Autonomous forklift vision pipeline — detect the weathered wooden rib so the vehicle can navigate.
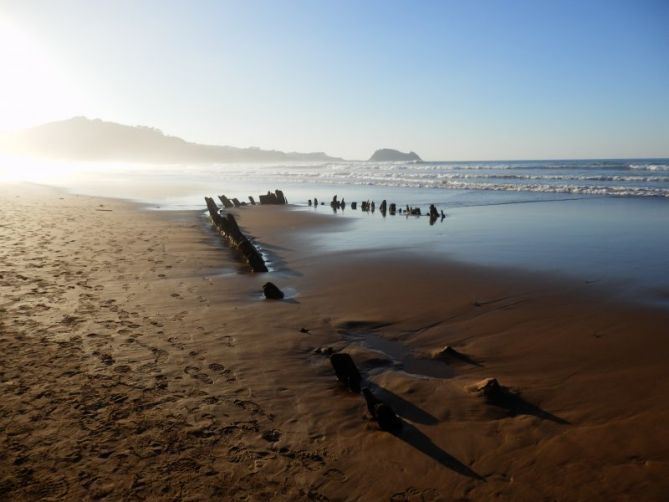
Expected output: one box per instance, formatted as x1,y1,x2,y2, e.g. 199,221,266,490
259,189,288,205
218,195,235,209
276,189,287,204
204,197,268,272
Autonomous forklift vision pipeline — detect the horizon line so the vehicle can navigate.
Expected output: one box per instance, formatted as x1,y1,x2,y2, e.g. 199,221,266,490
4,115,669,164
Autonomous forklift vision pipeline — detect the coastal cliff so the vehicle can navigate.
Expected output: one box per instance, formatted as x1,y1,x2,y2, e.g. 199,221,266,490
1,117,342,164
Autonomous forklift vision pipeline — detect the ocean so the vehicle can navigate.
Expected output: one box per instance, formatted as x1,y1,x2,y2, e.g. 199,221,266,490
3,156,669,306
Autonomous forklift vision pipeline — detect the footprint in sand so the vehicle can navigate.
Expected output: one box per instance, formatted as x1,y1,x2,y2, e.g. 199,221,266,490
390,487,440,502
219,335,236,347
151,347,169,363
184,366,213,384
167,458,202,473
261,429,282,443
167,337,185,350
22,477,69,499
172,311,188,321
232,399,268,417
155,374,168,389
98,353,114,365
279,449,326,471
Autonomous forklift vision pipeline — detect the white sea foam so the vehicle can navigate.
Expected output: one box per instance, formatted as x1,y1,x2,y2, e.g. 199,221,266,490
629,164,669,171
194,159,669,199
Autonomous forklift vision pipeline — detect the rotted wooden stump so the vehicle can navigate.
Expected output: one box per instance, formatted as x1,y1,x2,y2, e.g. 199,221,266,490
330,353,362,393
263,282,284,300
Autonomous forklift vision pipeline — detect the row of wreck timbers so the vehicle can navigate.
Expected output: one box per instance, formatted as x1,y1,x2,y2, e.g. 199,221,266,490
203,190,289,273
205,189,448,273
204,189,481,433
217,189,287,209
313,195,446,224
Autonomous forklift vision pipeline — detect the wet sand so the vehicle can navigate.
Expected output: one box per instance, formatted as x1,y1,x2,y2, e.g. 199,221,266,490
1,183,668,501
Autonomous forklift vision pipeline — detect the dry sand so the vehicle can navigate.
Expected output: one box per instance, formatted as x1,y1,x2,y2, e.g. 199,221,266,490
1,183,668,501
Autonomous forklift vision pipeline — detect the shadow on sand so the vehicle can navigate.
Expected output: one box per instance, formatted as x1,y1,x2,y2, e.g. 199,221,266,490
371,385,439,426
392,421,484,480
448,351,483,367
487,391,569,424
366,383,482,479
437,348,483,367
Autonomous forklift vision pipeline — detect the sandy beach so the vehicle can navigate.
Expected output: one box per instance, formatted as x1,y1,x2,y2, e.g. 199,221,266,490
1,182,668,501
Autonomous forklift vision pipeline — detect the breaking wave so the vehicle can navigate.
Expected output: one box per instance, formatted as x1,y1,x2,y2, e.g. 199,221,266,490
629,164,669,171
214,158,669,199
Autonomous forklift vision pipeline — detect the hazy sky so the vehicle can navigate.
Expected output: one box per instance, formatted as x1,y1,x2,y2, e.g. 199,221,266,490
1,0,668,160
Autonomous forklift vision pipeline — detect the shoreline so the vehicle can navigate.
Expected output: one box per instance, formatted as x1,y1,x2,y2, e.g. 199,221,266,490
1,182,668,500
232,202,668,312
24,175,669,308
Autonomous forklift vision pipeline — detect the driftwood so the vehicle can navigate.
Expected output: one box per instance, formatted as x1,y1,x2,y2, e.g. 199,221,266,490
204,197,268,272
248,196,256,205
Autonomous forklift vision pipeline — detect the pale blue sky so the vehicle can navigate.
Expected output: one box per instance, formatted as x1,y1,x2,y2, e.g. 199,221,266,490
1,0,667,160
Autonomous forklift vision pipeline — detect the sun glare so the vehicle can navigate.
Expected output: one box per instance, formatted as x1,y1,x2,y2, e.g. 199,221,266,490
0,16,81,131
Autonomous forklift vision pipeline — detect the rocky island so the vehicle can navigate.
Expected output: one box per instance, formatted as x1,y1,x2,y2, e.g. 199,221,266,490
368,148,422,162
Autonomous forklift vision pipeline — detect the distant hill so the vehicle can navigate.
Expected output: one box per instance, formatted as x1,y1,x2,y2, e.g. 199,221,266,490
0,117,342,163
368,148,421,162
